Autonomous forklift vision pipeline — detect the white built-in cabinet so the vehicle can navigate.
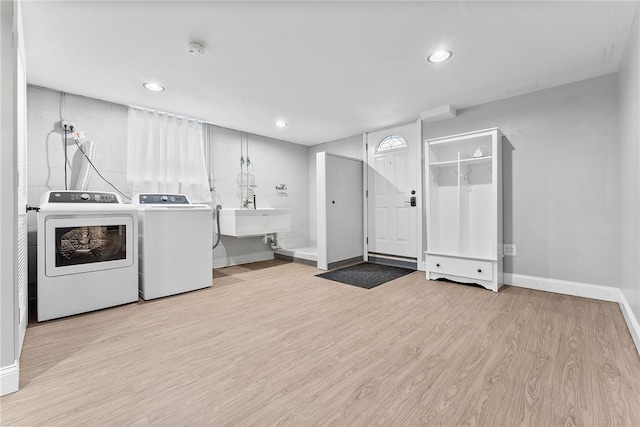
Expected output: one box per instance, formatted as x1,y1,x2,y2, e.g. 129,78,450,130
425,127,503,291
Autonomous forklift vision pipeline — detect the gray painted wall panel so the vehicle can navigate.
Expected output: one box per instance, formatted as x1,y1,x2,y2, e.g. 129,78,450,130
308,135,363,243
325,154,363,264
423,74,621,288
619,7,640,320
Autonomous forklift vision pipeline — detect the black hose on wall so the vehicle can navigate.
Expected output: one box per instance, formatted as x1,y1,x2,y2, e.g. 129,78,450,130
212,204,222,249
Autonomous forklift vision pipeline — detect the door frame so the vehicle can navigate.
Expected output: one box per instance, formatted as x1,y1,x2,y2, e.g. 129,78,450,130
363,119,424,271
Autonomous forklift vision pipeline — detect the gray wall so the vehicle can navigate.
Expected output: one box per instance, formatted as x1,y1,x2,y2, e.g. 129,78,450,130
309,75,623,291
318,153,363,268
619,7,640,321
422,73,621,288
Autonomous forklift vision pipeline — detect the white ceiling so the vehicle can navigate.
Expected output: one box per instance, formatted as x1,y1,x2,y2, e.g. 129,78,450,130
21,1,637,146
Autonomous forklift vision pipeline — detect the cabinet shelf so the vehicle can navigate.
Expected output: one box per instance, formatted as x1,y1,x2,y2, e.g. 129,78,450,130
428,160,458,167
429,156,492,168
424,128,503,292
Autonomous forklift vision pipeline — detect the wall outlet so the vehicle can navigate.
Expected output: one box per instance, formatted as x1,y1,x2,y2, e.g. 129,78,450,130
56,120,76,132
504,244,516,256
61,120,75,131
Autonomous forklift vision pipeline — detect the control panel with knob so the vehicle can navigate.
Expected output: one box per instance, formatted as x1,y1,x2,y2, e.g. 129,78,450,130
48,191,119,203
137,194,190,204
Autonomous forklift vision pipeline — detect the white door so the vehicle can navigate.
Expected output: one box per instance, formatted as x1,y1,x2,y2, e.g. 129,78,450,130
366,121,420,260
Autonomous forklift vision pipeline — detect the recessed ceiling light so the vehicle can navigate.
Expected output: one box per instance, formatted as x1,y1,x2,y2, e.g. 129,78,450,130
427,50,453,63
274,121,287,127
143,82,165,92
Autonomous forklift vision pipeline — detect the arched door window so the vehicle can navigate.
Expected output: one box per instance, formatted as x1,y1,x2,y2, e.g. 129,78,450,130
376,134,408,153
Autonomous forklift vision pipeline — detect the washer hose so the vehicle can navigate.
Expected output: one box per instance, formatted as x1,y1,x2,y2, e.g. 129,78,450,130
212,204,222,249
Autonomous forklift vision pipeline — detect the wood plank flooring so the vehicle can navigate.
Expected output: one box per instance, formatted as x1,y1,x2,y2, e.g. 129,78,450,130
2,259,639,426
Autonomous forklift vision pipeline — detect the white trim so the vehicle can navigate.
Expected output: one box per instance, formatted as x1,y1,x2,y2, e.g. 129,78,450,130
619,290,640,356
505,273,621,302
364,121,422,268
362,133,368,263
0,361,19,396
316,152,328,270
415,119,424,271
212,252,274,269
505,273,640,356
425,127,499,145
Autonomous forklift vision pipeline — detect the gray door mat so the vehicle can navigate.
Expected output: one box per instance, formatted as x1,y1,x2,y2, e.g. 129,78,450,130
316,262,414,289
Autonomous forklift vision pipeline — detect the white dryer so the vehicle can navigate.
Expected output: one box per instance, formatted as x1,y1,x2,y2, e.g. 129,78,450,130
133,194,212,300
37,191,139,321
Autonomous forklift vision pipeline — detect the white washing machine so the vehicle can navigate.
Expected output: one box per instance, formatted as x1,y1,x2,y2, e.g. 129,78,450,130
133,194,212,300
37,191,139,321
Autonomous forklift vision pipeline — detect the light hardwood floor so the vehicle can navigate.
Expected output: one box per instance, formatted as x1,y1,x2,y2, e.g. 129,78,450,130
2,259,639,426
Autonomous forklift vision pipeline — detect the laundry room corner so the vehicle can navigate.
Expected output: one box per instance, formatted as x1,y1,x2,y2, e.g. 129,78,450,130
25,85,314,314
206,124,310,268
26,86,129,316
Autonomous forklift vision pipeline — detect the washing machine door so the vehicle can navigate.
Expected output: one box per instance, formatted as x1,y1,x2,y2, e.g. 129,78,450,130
44,215,134,277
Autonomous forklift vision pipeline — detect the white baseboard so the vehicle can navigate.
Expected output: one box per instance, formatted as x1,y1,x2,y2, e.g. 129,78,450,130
0,361,19,396
504,273,621,302
213,252,274,269
618,290,640,357
505,273,640,356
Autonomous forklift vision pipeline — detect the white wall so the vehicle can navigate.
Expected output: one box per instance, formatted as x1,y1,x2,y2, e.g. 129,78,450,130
619,6,640,324
422,73,621,288
26,86,129,304
27,87,130,197
26,87,311,275
308,134,362,244
208,125,309,267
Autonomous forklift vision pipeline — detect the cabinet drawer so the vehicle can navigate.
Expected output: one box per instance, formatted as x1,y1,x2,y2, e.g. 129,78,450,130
427,255,493,281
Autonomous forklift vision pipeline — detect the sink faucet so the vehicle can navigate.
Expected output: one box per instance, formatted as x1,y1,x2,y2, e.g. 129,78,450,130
242,194,257,209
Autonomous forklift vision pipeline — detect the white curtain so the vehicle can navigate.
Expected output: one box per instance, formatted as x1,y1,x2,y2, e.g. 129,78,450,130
127,108,212,203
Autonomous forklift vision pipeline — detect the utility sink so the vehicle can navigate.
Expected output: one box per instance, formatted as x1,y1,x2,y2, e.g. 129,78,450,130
218,208,292,237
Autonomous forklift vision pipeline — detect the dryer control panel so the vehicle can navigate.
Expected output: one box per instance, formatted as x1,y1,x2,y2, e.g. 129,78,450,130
136,194,190,205
47,191,120,203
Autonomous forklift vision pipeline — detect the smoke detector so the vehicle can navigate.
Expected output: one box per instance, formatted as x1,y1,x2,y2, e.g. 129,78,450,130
187,41,205,55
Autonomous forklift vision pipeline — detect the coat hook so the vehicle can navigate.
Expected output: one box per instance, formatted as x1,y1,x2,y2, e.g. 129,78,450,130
455,168,472,180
